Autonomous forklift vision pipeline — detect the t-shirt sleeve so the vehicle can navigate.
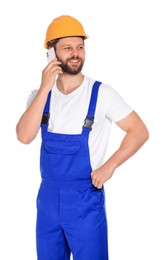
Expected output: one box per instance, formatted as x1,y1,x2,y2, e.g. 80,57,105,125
26,89,38,108
101,84,133,122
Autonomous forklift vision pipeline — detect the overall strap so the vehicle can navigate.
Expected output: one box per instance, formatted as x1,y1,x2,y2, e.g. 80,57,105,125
82,81,102,134
41,91,51,126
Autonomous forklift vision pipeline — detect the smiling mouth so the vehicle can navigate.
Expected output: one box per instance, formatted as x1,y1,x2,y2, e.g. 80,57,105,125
69,59,80,63
68,59,81,67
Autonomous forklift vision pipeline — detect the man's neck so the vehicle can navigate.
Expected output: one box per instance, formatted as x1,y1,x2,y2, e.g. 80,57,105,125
56,73,84,94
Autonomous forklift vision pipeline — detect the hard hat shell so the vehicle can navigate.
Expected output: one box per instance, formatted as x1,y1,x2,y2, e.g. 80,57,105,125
44,15,88,49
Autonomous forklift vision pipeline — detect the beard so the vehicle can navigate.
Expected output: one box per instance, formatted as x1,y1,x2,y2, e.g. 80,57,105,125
57,55,84,75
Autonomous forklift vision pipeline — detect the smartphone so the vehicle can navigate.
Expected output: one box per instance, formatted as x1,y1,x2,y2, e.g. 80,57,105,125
47,47,56,63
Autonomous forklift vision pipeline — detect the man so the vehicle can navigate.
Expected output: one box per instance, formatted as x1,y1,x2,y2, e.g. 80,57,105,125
16,15,149,260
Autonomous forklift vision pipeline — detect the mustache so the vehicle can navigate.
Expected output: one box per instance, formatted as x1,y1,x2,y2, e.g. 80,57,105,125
67,56,81,61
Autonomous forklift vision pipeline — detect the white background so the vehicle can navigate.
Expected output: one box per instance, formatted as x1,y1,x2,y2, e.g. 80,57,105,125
0,0,168,259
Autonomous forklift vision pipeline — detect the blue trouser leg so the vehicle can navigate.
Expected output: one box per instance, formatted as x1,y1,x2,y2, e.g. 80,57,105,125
65,228,108,260
36,228,71,260
36,184,71,260
60,186,109,260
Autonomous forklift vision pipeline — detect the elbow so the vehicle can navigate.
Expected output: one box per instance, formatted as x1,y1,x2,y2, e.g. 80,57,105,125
17,134,32,144
141,126,149,145
144,127,149,142
16,125,33,145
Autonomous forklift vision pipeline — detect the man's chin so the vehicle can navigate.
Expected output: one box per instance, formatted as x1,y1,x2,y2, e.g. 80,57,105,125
63,67,83,75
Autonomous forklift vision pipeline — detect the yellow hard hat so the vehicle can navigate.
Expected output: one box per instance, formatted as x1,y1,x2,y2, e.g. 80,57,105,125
44,15,88,49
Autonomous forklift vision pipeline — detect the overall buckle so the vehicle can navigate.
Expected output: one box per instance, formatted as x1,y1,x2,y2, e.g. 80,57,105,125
83,115,94,130
41,112,50,125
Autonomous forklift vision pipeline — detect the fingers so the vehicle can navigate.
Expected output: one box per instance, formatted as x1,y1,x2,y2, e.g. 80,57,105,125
48,58,62,67
41,59,63,90
91,173,103,189
47,58,62,74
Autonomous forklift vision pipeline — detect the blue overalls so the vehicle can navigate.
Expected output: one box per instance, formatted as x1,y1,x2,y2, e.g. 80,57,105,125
36,81,108,260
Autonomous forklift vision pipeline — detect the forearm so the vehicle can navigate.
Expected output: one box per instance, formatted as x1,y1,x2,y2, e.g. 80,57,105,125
16,87,49,144
91,117,149,189
16,57,63,144
103,126,149,173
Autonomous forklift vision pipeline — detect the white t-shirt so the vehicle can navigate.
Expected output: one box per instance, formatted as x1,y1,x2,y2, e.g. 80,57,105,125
27,76,133,170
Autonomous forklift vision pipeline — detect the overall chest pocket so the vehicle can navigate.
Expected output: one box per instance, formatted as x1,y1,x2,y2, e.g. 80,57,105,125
44,140,81,155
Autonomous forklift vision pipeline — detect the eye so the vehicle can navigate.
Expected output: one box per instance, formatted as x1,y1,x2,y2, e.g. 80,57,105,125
79,46,85,50
64,47,71,50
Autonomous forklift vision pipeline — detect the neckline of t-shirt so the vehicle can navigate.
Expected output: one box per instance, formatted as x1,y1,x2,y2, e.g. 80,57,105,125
53,75,88,98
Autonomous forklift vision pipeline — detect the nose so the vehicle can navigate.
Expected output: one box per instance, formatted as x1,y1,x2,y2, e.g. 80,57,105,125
71,47,79,57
